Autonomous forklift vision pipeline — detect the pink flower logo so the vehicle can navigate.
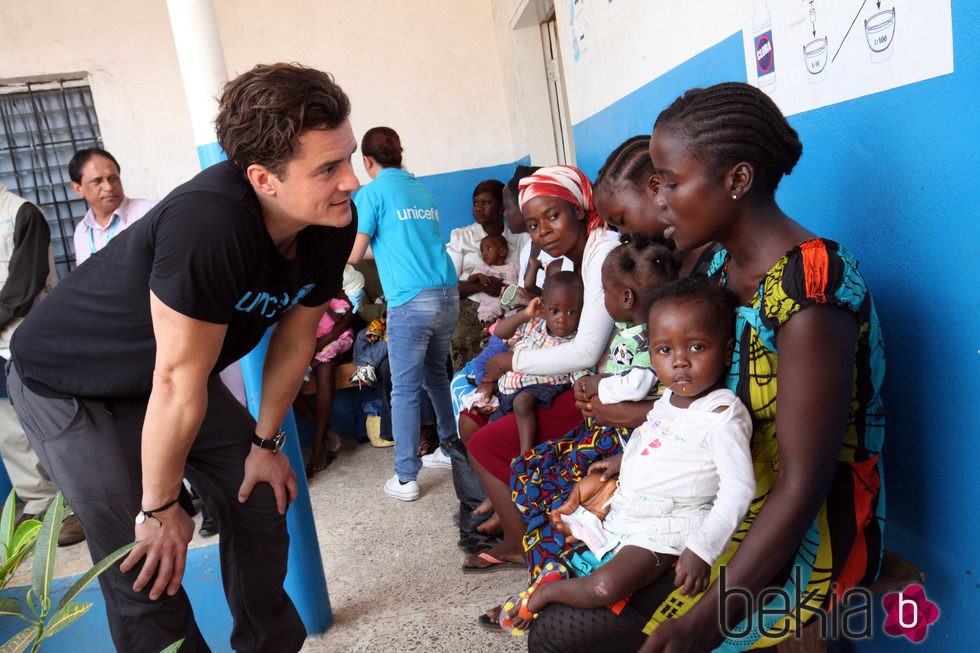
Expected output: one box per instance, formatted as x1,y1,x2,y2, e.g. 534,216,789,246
882,584,939,643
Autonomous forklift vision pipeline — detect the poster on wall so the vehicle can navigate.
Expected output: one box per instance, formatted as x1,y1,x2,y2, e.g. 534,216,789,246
742,0,953,116
570,0,597,64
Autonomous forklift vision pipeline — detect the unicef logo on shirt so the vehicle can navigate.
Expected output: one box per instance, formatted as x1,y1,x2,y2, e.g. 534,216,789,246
235,284,314,318
396,205,439,222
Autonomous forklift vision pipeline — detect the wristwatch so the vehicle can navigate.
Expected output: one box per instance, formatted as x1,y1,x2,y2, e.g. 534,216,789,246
251,428,286,454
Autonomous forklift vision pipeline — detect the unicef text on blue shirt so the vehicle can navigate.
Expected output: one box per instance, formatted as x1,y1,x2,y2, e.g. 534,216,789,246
396,206,439,221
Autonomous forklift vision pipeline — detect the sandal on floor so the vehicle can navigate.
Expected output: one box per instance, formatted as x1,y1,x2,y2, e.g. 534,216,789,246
457,531,502,556
461,551,524,573
499,562,569,635
477,605,504,633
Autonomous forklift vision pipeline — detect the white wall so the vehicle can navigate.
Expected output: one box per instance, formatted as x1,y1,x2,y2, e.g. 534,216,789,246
551,1,740,123
213,0,515,180
490,0,564,167
0,0,521,197
0,1,198,201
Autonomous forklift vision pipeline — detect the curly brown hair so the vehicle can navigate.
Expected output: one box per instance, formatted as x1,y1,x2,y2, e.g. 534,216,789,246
215,63,351,175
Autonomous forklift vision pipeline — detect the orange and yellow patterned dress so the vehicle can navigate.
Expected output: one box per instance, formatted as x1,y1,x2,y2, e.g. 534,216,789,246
643,238,886,650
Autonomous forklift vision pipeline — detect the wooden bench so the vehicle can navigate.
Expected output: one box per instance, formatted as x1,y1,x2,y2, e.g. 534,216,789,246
776,550,924,652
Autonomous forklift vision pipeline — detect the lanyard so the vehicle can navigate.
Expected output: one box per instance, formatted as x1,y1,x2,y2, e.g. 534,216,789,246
89,214,121,254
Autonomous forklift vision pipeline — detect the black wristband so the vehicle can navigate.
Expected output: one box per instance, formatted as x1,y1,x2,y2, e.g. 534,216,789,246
144,497,180,515
135,497,180,525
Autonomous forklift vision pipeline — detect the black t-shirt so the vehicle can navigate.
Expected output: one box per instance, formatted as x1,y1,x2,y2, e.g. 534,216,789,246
12,161,356,399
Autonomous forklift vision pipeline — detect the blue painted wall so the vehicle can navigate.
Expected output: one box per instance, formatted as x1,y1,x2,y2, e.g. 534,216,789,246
419,158,530,242
571,4,979,650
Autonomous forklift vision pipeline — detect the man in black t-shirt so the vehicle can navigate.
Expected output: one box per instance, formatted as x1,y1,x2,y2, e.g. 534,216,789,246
8,64,359,653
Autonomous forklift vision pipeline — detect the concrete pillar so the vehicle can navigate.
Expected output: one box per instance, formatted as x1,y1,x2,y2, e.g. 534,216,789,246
166,0,332,635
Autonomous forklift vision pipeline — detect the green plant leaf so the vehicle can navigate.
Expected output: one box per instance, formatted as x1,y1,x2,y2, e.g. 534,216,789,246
159,638,185,653
0,519,40,590
30,495,63,603
1,489,16,558
0,596,24,618
37,601,91,641
54,540,136,613
0,551,29,590
0,624,35,653
9,521,41,556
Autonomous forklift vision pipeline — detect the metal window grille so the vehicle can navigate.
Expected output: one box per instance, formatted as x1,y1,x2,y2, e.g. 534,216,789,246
0,76,102,276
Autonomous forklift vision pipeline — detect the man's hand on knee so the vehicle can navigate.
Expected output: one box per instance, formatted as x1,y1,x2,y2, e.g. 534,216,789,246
238,446,298,515
121,502,195,600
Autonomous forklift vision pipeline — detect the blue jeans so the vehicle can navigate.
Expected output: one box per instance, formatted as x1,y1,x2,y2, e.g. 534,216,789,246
386,287,460,481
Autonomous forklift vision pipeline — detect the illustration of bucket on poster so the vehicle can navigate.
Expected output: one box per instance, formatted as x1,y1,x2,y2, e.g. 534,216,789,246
741,0,953,116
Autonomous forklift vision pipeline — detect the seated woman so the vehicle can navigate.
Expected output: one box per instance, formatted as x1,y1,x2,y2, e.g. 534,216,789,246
462,165,620,572
448,179,528,371
527,82,885,653
448,165,549,554
466,140,676,591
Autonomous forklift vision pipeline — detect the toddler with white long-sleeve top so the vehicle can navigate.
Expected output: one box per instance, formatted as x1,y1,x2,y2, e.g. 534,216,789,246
501,276,755,634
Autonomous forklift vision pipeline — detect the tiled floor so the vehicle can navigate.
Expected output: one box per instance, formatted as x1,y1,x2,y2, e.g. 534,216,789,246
13,437,529,653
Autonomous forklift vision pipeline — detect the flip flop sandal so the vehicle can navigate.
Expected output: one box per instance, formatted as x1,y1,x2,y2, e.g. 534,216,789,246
461,551,524,573
477,606,504,633
457,531,503,556
499,562,570,635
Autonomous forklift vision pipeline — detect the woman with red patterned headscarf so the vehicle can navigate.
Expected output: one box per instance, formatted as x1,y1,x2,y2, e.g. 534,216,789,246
462,165,620,574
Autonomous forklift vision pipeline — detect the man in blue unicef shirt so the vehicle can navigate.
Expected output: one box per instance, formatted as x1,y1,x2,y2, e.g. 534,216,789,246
7,63,358,653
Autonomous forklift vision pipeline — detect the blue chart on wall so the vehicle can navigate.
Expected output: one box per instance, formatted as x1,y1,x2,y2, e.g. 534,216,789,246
740,0,953,116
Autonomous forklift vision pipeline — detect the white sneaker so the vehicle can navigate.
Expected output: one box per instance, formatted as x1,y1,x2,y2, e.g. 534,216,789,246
349,364,377,386
421,446,452,470
384,474,420,501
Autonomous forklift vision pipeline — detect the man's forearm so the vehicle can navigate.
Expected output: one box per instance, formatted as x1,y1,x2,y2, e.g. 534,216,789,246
140,376,208,508
257,328,315,437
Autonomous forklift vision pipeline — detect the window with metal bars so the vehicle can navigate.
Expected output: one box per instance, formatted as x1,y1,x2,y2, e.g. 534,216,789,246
0,76,102,277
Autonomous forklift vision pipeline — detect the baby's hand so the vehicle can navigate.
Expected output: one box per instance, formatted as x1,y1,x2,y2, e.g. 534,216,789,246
575,374,606,400
474,382,497,414
548,488,582,540
523,297,542,319
588,454,622,481
673,548,711,596
477,381,496,400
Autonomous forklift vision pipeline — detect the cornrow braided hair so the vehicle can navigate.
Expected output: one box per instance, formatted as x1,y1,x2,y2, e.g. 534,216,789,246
594,135,654,193
654,82,802,193
608,232,680,315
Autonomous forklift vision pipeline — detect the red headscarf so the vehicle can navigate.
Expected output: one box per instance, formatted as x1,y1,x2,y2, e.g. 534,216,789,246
517,165,605,233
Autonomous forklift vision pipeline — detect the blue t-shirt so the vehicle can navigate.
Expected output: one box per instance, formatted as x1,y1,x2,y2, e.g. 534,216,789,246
353,168,457,307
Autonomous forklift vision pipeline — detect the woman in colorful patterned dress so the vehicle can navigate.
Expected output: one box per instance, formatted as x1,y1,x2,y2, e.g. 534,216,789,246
528,81,885,652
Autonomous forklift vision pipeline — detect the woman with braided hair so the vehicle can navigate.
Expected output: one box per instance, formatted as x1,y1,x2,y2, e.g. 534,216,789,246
528,81,885,652
592,134,718,277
